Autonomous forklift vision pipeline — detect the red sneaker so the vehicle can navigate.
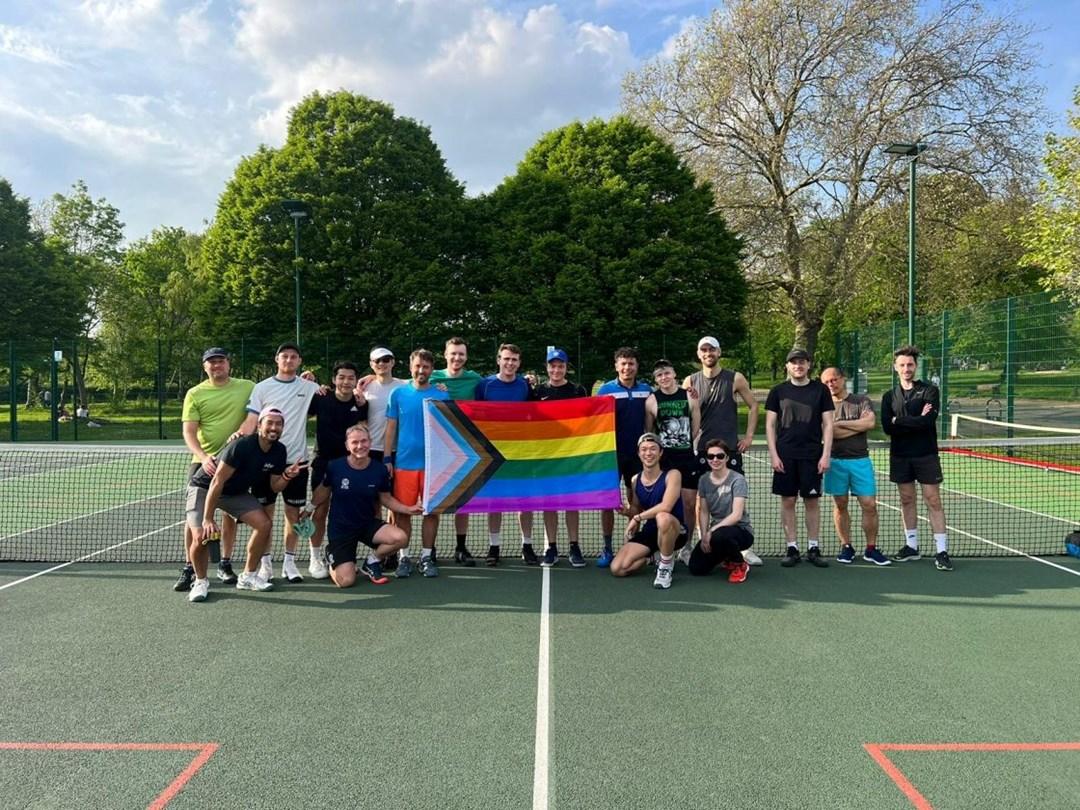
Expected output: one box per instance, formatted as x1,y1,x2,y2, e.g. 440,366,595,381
728,562,749,583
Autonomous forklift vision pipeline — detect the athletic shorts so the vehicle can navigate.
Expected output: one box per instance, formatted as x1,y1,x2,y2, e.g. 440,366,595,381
310,459,339,493
627,522,689,554
889,454,944,485
187,461,201,484
617,454,643,492
252,467,309,507
824,456,877,497
664,450,701,490
326,521,388,568
771,457,823,498
185,486,263,529
368,449,385,463
393,469,425,507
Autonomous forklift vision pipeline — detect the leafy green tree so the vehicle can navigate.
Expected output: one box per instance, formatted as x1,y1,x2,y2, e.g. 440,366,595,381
1020,87,1080,301
463,117,745,375
201,91,465,352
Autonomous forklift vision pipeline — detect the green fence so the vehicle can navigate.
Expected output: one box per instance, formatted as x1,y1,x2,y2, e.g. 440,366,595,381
836,290,1080,436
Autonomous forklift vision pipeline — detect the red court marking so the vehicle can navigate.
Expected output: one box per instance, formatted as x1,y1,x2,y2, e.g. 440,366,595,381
0,741,219,809
865,742,1080,810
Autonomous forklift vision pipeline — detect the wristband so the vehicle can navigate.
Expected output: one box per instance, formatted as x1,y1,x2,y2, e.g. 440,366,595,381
304,500,316,513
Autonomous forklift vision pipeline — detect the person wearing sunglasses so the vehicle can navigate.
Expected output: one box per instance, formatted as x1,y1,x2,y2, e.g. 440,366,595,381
688,440,754,582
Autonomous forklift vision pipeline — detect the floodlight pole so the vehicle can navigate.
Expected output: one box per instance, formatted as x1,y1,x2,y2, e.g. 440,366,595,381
884,143,929,346
280,200,311,348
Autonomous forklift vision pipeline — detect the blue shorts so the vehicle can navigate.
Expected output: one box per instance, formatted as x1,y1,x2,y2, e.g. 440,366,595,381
824,457,877,497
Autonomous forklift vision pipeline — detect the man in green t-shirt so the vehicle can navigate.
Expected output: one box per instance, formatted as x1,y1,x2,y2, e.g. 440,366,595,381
174,347,256,591
429,336,483,567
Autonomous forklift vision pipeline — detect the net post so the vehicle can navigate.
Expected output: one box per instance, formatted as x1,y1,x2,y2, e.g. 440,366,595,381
939,309,950,438
1005,296,1016,437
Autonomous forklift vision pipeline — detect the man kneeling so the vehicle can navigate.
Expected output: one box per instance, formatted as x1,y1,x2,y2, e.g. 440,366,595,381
307,425,422,587
610,432,688,589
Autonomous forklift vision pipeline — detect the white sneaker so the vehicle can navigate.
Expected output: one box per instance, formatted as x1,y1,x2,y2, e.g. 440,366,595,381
236,572,274,591
742,548,763,567
282,556,304,583
188,578,210,602
677,544,692,565
653,565,673,589
257,558,273,581
308,550,329,580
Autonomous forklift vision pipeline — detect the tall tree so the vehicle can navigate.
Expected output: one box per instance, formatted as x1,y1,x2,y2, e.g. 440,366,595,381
624,0,1044,356
1020,87,1080,302
201,91,465,353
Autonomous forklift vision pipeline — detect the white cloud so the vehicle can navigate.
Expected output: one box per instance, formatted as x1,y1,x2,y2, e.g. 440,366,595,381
176,0,213,55
0,24,68,66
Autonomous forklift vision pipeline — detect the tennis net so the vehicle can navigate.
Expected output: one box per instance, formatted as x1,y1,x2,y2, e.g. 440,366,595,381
1,440,1077,563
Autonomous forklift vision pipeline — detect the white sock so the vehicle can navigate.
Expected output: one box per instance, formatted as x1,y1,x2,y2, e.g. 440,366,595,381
421,548,432,560
808,539,819,548
489,532,501,547
905,529,918,548
521,535,532,546
934,534,948,554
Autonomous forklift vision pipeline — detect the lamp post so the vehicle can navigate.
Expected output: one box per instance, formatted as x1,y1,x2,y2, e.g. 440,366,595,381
883,143,928,345
280,199,311,348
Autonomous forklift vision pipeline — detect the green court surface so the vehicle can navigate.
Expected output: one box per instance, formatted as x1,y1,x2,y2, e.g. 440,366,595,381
2,556,1080,809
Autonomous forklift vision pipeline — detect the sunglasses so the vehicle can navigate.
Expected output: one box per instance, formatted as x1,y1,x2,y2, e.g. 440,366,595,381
373,357,393,363
706,452,728,461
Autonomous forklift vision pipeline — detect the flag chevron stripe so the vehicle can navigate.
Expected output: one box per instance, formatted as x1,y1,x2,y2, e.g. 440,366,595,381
423,401,505,511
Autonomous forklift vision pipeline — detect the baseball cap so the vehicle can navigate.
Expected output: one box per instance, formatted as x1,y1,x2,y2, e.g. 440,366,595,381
257,406,284,424
546,348,569,363
369,347,394,361
275,342,302,357
637,432,662,447
786,348,811,362
201,347,229,362
698,336,720,350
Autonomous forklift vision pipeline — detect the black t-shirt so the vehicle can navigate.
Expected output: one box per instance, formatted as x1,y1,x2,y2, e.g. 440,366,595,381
765,380,834,459
309,393,368,463
535,382,588,400
191,434,287,495
881,381,940,457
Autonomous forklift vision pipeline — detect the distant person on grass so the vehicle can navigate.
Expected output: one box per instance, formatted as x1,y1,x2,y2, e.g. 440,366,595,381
175,347,255,592
610,433,688,590
305,425,419,588
765,348,834,569
186,407,307,602
820,368,890,566
688,439,754,583
881,345,953,571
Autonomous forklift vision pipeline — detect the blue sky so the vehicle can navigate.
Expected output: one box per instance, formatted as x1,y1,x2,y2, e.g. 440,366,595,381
1,0,1077,241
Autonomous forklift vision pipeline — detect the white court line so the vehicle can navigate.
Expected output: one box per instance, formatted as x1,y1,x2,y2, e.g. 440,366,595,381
0,521,183,592
0,488,184,542
532,565,551,810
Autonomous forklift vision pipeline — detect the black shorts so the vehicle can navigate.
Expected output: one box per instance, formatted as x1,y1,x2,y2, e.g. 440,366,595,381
664,450,700,490
889,454,944,485
771,457,823,498
628,522,689,554
368,449,385,463
252,467,309,507
310,460,331,493
326,521,388,568
617,454,643,492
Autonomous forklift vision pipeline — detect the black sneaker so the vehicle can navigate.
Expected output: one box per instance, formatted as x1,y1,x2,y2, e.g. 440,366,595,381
806,547,829,568
541,546,558,567
521,544,539,566
454,548,476,567
216,561,238,585
567,544,587,568
486,545,500,567
173,567,194,591
780,547,801,567
935,551,954,571
893,545,922,562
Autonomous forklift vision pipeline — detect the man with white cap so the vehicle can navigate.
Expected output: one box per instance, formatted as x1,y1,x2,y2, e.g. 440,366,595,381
683,336,760,564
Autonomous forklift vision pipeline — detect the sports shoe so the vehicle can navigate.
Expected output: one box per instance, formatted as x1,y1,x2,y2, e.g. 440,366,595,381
360,560,389,584
282,556,304,583
676,544,692,566
568,544,587,568
308,551,329,580
188,578,210,602
742,548,763,566
596,548,614,568
420,557,439,578
653,566,673,589
806,547,829,567
893,545,922,562
728,562,749,583
257,557,273,582
836,545,856,564
863,547,892,566
395,556,413,578
935,551,954,571
486,545,500,567
521,544,539,566
216,561,238,584
454,548,476,567
173,567,194,592
236,571,274,591
541,546,559,567
780,546,801,567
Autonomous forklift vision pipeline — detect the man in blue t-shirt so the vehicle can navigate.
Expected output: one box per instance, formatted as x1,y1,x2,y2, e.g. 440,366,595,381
595,346,653,567
475,343,537,566
306,425,421,587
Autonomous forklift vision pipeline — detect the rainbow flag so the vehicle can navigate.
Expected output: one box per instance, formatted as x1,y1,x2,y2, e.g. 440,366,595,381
422,397,621,515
